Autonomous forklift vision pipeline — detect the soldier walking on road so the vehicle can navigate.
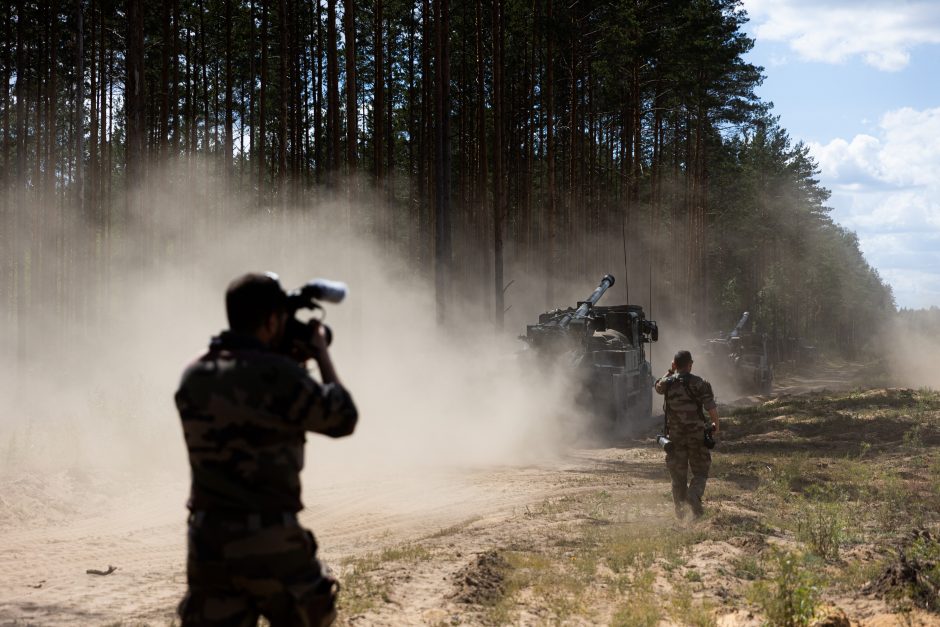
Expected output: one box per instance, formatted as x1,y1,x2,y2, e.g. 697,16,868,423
655,350,719,519
175,273,358,626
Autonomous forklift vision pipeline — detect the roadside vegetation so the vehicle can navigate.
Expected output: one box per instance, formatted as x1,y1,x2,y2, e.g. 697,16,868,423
337,386,940,625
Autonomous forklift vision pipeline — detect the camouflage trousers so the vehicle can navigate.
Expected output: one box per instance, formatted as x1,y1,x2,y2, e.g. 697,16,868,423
665,428,712,517
178,511,337,627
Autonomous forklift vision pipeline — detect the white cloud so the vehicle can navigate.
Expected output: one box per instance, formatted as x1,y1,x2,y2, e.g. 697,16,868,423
878,108,940,185
811,134,885,184
808,106,940,308
743,0,940,71
810,107,940,190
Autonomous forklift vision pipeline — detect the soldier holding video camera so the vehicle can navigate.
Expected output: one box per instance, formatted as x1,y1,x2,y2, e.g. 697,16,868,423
175,272,357,627
655,350,719,520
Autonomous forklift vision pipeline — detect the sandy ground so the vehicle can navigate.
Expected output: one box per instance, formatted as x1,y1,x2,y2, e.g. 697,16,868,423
1,362,936,626
0,451,655,626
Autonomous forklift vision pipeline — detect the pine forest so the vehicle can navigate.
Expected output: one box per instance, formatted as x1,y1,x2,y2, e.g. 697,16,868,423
0,0,897,361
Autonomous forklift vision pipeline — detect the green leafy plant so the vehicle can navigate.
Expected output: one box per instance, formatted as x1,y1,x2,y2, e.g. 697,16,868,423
750,550,820,627
732,554,766,581
902,534,940,611
670,584,716,627
903,423,926,449
796,499,847,560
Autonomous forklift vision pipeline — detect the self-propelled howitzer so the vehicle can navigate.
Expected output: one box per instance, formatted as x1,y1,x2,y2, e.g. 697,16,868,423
522,274,659,433
702,311,773,394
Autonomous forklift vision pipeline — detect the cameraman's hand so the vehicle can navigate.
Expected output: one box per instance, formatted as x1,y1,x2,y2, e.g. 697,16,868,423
306,320,341,385
307,319,330,355
286,320,328,363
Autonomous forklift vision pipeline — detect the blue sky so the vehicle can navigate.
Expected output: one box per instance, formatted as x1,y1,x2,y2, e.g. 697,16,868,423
740,0,940,310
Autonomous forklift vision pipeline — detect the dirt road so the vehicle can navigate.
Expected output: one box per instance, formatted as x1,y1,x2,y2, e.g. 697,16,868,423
2,363,938,626
0,448,665,626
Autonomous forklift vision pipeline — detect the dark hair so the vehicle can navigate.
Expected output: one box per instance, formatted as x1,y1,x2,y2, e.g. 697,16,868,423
225,273,288,334
674,350,693,369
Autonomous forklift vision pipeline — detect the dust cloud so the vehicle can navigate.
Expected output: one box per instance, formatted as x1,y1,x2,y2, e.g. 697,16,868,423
0,163,587,512
881,317,940,390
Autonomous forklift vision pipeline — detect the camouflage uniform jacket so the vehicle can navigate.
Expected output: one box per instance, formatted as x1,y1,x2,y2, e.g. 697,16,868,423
175,331,358,513
654,372,716,436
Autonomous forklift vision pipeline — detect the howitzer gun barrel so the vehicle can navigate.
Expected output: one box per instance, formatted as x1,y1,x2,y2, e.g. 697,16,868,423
729,311,750,338
558,274,616,328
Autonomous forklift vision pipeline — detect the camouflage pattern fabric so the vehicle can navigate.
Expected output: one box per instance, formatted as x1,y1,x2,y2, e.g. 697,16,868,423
178,513,337,627
175,331,358,513
654,372,716,516
175,331,358,626
654,372,716,433
664,426,711,516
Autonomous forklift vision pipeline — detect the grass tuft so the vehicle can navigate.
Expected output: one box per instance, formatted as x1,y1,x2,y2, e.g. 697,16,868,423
796,497,849,560
749,550,820,627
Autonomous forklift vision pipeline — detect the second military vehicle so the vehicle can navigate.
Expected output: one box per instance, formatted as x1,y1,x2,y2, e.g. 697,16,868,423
701,311,773,394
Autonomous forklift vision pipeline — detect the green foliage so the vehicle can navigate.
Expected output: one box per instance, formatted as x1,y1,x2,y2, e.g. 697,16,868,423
670,584,717,627
749,550,821,627
712,117,895,353
901,534,940,611
603,525,707,573
732,554,766,581
338,543,432,615
796,498,848,560
611,597,661,627
0,0,896,355
611,570,661,627
496,550,587,622
902,423,926,449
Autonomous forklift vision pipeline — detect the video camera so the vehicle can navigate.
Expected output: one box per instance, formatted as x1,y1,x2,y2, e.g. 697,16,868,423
278,278,348,360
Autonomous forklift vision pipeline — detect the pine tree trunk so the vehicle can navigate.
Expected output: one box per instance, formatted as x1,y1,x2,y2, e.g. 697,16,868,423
524,0,536,271
492,0,504,329
34,18,44,199
14,0,27,190
185,29,194,154
170,0,179,151
327,0,339,178
406,8,417,227
313,0,322,184
48,0,60,202
249,0,256,168
418,0,431,265
224,0,234,178
385,19,394,201
373,0,384,184
474,0,489,313
259,0,268,202
343,0,356,176
99,12,108,204
125,0,143,188
74,0,84,214
433,0,450,324
13,0,27,370
200,2,210,159
277,0,288,193
0,1,9,195
159,0,172,156
88,0,99,212
545,0,555,306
